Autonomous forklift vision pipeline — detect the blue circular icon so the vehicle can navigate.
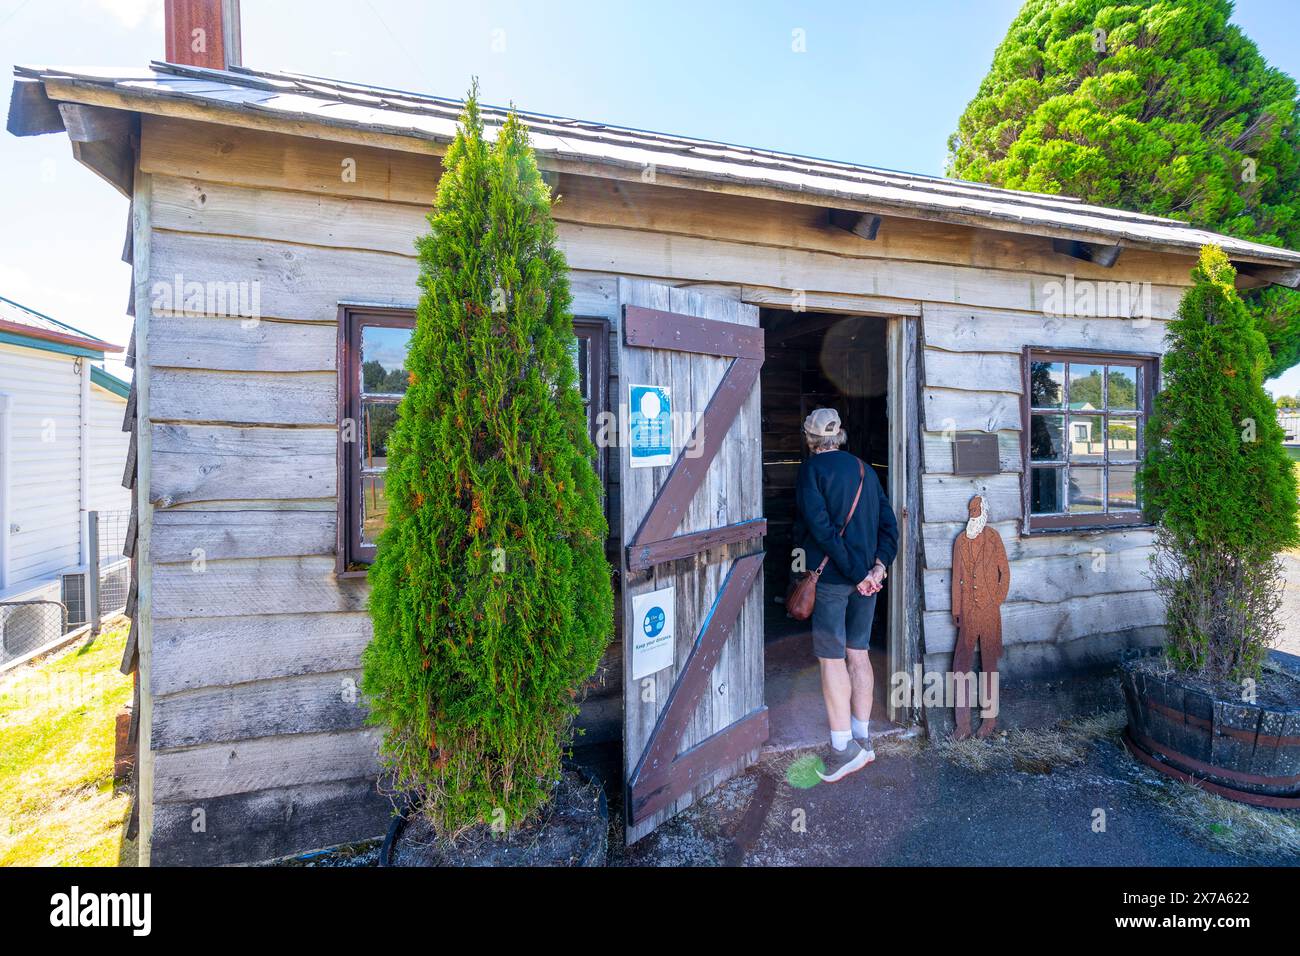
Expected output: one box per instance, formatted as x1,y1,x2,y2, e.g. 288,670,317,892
643,606,666,638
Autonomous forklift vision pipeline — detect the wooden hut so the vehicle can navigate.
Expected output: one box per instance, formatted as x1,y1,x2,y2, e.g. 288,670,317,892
10,8,1300,864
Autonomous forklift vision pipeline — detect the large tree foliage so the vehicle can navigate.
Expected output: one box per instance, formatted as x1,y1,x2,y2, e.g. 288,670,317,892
362,88,612,831
1138,247,1298,681
949,0,1300,376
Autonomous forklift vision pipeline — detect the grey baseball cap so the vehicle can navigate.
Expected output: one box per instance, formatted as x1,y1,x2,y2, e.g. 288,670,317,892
803,407,844,439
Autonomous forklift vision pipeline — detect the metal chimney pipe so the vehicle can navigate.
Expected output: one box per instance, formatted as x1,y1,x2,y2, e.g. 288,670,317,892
164,0,241,71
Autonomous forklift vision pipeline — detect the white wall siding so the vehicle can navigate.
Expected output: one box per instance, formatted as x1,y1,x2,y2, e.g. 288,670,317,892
0,343,82,590
88,382,130,516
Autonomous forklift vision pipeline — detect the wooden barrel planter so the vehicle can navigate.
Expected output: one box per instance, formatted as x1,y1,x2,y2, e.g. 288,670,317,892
1119,658,1300,808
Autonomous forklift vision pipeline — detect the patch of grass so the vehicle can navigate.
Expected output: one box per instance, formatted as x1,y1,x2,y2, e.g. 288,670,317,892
1143,777,1300,860
0,619,135,866
873,731,928,760
934,711,1127,774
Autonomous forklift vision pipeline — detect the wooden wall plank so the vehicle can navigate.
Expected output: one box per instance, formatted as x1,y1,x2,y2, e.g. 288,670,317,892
921,522,1154,571
921,473,1022,524
151,423,335,506
922,387,1020,432
152,556,366,619
152,509,336,563
149,314,337,372
141,115,439,204
151,612,372,696
150,368,336,425
923,304,1169,353
152,728,381,801
922,590,1166,654
150,776,390,866
923,348,1022,392
152,670,367,749
922,546,1155,611
150,208,1185,324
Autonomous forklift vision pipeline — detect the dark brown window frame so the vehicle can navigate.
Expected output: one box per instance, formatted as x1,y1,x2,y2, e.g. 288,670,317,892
1020,346,1159,534
571,316,611,490
337,305,611,573
337,304,415,573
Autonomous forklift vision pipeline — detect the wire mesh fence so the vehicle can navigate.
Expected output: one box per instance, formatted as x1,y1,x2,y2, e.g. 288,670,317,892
0,600,68,667
93,509,131,618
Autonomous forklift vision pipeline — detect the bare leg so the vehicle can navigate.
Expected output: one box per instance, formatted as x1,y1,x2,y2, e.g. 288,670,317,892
845,647,874,726
818,657,852,735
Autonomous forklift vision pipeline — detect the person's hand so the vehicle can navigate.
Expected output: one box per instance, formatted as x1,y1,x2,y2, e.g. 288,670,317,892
856,576,876,596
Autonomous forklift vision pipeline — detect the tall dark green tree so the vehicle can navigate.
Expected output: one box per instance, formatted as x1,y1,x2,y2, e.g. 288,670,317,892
949,0,1300,376
1138,246,1298,680
362,87,612,830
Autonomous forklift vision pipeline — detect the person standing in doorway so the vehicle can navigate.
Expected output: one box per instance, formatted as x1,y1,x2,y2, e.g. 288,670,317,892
794,408,899,782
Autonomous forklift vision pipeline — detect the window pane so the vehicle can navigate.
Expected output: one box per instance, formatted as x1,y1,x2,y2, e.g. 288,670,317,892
1107,366,1139,410
1029,414,1066,461
361,401,399,468
361,325,414,395
1068,364,1105,410
1108,417,1140,461
1029,360,1064,408
1108,464,1139,511
1069,415,1104,462
1068,467,1104,513
1030,466,1065,514
570,336,590,401
361,474,389,545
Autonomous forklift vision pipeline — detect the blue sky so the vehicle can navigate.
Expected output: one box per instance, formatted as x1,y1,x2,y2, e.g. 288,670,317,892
2,0,1299,392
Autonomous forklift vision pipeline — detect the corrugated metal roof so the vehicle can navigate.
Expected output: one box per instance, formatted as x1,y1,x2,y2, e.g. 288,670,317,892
14,61,1300,268
0,294,119,354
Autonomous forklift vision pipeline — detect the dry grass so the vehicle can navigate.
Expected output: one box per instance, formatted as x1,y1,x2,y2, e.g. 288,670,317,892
1143,776,1300,859
0,618,136,866
933,710,1127,774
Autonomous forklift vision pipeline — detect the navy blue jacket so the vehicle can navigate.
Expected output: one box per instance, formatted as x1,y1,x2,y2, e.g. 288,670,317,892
794,450,899,587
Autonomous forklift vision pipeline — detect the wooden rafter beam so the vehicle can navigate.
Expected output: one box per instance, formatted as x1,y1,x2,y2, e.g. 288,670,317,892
828,208,882,241
56,102,137,198
1236,264,1300,290
1052,237,1123,268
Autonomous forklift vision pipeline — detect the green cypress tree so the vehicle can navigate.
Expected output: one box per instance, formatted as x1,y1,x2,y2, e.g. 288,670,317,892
361,86,613,831
1138,246,1298,681
948,0,1300,376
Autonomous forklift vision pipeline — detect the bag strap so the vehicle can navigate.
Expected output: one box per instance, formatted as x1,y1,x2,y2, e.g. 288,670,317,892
813,459,867,576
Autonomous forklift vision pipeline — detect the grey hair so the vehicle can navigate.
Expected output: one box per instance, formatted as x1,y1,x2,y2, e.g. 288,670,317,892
805,430,847,453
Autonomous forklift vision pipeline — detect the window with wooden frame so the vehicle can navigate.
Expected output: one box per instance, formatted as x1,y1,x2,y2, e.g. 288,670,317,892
1022,348,1157,532
337,305,610,571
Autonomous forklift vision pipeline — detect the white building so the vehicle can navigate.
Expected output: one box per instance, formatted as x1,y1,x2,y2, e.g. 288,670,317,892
0,294,130,662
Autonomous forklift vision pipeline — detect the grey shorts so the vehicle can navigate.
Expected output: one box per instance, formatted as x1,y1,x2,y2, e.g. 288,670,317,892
811,579,877,659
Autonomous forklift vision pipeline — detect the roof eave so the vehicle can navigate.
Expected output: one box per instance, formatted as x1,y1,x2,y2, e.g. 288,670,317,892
13,64,1300,277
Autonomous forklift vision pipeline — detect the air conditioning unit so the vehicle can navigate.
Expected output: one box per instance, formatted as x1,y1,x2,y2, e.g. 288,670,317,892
61,572,87,631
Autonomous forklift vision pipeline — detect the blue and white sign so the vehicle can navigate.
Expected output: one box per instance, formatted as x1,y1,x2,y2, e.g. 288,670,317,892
631,586,675,679
629,384,672,468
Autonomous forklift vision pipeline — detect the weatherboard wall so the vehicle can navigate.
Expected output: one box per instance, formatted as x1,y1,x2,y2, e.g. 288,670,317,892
134,114,1181,864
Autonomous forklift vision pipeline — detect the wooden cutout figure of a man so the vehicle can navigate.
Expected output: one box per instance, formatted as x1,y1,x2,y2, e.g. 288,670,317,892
950,494,1010,740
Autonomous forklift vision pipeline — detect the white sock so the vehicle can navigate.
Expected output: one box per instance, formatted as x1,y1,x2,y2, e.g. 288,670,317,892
851,716,870,741
830,729,852,752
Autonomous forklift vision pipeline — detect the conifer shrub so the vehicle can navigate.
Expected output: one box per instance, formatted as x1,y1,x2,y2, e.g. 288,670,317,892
949,0,1300,376
1138,246,1299,682
361,87,613,831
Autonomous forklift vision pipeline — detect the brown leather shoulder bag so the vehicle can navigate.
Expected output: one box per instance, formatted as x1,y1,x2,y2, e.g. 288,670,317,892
786,458,865,621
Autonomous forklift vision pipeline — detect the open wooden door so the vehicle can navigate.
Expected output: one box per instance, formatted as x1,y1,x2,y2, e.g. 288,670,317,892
618,279,768,844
